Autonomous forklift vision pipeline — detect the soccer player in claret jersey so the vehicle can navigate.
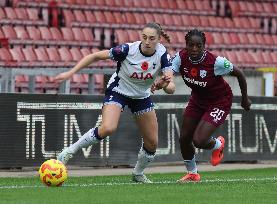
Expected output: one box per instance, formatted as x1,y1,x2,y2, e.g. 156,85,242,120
54,22,175,183
152,29,251,182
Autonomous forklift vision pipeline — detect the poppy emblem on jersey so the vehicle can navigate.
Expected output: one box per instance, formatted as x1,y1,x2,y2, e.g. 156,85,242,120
200,70,207,78
190,68,198,77
141,62,149,71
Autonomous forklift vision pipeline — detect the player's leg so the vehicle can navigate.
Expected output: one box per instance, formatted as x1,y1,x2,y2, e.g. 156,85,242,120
193,105,231,166
57,91,124,164
127,97,156,183
178,116,201,183
132,110,158,183
178,98,203,182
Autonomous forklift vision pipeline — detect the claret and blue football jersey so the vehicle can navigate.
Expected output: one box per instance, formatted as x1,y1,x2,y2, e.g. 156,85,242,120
107,41,171,99
171,50,233,102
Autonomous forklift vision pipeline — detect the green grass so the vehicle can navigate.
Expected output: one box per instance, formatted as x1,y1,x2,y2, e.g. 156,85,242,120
0,168,276,204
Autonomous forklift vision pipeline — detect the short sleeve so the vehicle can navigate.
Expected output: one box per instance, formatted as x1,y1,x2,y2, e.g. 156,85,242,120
109,44,129,62
214,56,234,76
170,52,181,73
160,52,172,72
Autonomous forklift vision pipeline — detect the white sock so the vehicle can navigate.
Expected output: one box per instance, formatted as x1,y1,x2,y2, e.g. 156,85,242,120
184,155,198,174
68,127,101,154
212,138,222,151
133,147,155,176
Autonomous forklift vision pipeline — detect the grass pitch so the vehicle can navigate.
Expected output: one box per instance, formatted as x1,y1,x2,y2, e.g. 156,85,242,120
0,168,276,204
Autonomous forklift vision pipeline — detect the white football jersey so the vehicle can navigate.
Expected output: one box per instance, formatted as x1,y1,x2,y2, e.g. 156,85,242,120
107,41,171,99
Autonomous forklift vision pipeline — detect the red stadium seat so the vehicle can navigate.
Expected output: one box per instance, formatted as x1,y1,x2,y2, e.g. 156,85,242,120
2,25,17,39
133,13,146,25
22,47,38,62
9,47,26,62
0,7,5,19
73,10,86,22
26,26,41,40
0,48,13,62
72,27,85,41
58,47,73,61
61,27,74,41
82,28,94,41
26,8,39,21
62,9,75,26
70,47,83,61
49,27,63,41
104,11,116,24
38,27,53,40
94,11,106,23
143,13,155,24
80,47,91,57
115,29,129,44
34,47,50,61
113,12,126,24
14,8,28,20
14,26,29,40
84,11,96,23
125,12,137,24
46,47,61,61
4,7,17,20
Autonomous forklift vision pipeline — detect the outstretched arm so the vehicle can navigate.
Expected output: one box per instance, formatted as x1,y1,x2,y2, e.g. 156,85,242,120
54,50,110,83
230,67,251,111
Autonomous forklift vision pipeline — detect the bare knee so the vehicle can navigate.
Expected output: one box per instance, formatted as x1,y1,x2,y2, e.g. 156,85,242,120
99,124,117,137
143,135,158,151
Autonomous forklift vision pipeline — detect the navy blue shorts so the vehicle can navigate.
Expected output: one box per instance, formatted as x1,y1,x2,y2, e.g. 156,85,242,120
103,91,154,115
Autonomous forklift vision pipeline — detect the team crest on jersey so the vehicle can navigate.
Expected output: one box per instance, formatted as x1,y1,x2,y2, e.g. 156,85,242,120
200,70,207,78
141,62,149,71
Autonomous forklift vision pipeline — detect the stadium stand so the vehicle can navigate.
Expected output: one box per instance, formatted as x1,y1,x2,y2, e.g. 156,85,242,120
0,0,276,94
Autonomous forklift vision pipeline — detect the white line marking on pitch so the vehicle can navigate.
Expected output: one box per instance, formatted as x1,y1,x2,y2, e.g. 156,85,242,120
0,177,276,189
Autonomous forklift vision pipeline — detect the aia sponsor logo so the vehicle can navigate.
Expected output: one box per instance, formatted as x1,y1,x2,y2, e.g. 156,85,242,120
130,72,153,80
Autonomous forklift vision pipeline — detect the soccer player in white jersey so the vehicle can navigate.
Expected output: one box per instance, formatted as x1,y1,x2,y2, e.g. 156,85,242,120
54,22,175,183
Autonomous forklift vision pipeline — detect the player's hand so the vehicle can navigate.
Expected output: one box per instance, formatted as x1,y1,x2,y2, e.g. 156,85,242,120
241,97,251,111
54,71,73,83
151,75,171,94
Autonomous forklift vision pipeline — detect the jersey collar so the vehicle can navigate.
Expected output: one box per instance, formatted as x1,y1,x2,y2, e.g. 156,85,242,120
139,42,156,57
189,50,207,64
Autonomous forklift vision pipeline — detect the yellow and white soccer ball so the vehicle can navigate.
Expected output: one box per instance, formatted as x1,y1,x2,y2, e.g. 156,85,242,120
39,159,68,187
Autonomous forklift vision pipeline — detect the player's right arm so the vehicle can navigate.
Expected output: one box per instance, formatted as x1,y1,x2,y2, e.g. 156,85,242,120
54,50,110,83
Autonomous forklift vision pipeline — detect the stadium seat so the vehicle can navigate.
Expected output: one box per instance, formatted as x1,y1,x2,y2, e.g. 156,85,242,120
0,7,5,19
38,27,53,41
80,47,91,57
50,27,63,41
46,47,61,62
14,26,29,40
62,9,75,26
73,10,86,22
22,47,38,62
26,26,41,40
83,11,97,24
14,8,28,20
9,47,26,62
70,47,83,61
58,47,73,62
4,7,17,20
2,25,17,39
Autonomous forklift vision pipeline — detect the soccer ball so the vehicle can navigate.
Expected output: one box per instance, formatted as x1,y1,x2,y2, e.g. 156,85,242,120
39,159,68,187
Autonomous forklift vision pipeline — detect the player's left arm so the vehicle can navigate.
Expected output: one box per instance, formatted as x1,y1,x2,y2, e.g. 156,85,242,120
230,67,252,111
151,52,176,94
